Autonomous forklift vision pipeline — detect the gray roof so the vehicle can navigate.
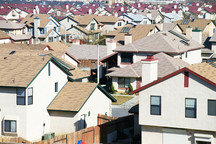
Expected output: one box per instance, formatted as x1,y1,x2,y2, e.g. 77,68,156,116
139,10,160,20
114,31,204,54
201,48,213,54
0,20,25,30
125,13,148,22
9,34,32,41
106,52,190,78
210,32,216,42
67,45,109,60
162,23,176,31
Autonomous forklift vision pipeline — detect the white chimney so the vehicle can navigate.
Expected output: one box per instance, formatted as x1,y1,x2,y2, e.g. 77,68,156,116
138,3,141,8
146,11,152,20
124,34,132,45
141,56,158,86
192,28,202,44
66,4,69,10
186,26,192,38
174,5,177,9
73,39,80,45
89,9,92,14
106,39,116,55
35,5,39,14
34,17,40,38
121,7,124,12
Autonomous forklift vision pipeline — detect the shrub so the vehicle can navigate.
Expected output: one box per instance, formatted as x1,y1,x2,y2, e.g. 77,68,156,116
110,83,116,94
128,84,133,95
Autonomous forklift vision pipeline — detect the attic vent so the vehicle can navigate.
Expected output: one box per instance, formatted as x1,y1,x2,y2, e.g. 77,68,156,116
169,30,189,42
120,27,131,33
9,51,16,55
181,19,189,25
180,40,190,46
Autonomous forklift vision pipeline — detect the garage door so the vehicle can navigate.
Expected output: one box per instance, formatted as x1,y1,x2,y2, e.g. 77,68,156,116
163,128,186,144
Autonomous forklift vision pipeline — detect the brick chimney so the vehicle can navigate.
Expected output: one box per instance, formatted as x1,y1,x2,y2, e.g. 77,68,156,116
124,33,132,45
141,56,158,86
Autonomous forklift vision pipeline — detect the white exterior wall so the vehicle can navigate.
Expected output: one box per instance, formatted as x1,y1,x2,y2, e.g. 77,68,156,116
181,49,202,64
60,18,78,30
68,28,86,39
78,87,112,128
211,42,216,53
12,60,68,141
139,72,216,131
0,39,11,44
112,77,118,91
101,23,115,34
4,10,19,20
86,19,98,31
64,54,78,67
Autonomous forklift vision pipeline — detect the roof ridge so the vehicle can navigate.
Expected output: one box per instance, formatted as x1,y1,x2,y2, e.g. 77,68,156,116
130,64,139,77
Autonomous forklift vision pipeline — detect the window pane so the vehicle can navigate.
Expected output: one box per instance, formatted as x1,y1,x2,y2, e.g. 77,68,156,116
186,99,195,108
55,82,58,92
28,96,33,105
17,89,25,97
125,78,130,88
11,121,16,132
151,106,161,115
28,88,33,96
186,108,196,118
118,78,124,88
5,121,10,132
208,100,216,115
121,53,133,63
17,97,25,105
151,96,160,105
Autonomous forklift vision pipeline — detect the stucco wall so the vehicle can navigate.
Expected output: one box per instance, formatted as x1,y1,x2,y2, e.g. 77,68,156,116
139,72,216,131
64,53,78,67
0,39,11,44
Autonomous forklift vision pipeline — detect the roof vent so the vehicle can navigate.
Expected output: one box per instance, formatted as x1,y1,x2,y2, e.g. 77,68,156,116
4,57,7,60
9,51,16,55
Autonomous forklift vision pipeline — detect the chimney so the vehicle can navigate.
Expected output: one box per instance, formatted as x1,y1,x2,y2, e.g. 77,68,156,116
138,3,141,8
35,5,39,14
121,7,124,12
73,39,80,45
66,4,69,10
88,9,92,14
146,11,152,20
34,17,40,38
192,28,202,44
124,33,132,45
106,39,116,55
174,5,177,9
186,26,192,38
141,56,158,86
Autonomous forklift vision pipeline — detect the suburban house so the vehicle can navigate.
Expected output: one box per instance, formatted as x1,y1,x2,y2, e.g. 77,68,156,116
104,24,160,46
132,58,216,144
0,20,32,44
138,10,163,24
20,14,66,44
0,49,115,142
60,15,102,42
119,13,151,25
106,52,189,91
0,8,20,21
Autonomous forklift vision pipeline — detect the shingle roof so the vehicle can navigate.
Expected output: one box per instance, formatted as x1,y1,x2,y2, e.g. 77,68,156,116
114,31,204,54
105,24,158,46
174,19,213,34
210,32,216,42
0,30,10,39
8,34,32,41
73,14,97,26
95,15,120,23
188,62,216,84
20,14,51,28
0,20,25,29
67,45,109,60
139,10,161,20
47,82,110,112
106,52,190,78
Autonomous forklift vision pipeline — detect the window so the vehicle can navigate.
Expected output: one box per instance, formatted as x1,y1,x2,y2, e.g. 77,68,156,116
208,100,216,116
88,111,90,116
117,22,122,26
17,88,26,105
121,53,133,63
118,77,130,88
95,34,99,39
185,98,196,118
40,28,47,34
90,23,95,30
150,96,161,115
4,120,16,132
28,87,33,105
55,82,58,92
4,30,9,34
48,63,51,76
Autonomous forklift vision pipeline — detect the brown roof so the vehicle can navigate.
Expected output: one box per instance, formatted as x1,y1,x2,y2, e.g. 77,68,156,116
20,14,51,28
0,30,10,39
105,24,158,46
188,62,216,84
48,82,98,112
107,52,190,78
0,20,25,29
114,31,204,54
95,15,119,23
0,55,50,87
73,14,98,26
174,19,212,34
75,25,101,34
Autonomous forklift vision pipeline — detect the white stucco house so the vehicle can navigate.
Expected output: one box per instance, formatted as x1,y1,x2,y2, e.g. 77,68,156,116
132,58,216,144
0,53,116,142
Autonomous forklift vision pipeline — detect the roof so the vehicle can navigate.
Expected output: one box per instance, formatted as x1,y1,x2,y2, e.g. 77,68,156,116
114,31,204,54
47,82,116,112
20,14,51,28
73,25,101,35
132,62,216,94
106,52,189,78
210,32,216,42
105,24,158,46
95,15,120,23
0,20,25,29
67,45,110,60
73,14,98,26
123,13,147,22
174,19,213,34
139,10,161,20
0,30,10,39
8,34,32,41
